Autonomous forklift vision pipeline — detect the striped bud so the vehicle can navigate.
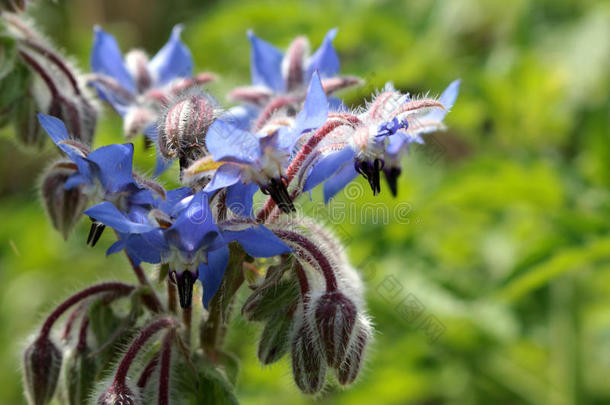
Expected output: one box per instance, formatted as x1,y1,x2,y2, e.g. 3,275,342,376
14,88,43,147
313,291,357,367
158,93,215,167
291,325,326,394
258,310,294,365
336,316,371,385
63,347,96,405
23,337,63,405
41,161,88,239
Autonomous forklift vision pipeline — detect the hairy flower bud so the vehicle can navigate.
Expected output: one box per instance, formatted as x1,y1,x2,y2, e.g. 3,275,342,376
14,94,43,147
336,316,371,386
258,310,294,365
158,93,215,166
63,347,96,405
312,291,357,367
23,336,63,405
291,325,326,394
242,280,299,322
41,161,88,239
97,381,140,405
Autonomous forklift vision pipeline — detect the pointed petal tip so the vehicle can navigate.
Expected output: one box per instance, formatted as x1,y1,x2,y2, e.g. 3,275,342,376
171,24,185,38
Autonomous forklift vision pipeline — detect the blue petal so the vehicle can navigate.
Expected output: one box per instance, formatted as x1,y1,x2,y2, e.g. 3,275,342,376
165,192,219,254
306,28,340,79
149,24,193,86
86,143,138,193
303,146,355,192
294,71,328,132
226,182,258,218
247,30,285,92
223,226,291,257
154,154,173,176
125,234,162,264
204,164,242,192
198,244,229,309
323,163,358,203
90,26,135,94
90,82,130,115
206,119,261,164
424,79,461,122
84,202,154,233
220,105,259,131
63,173,89,190
156,187,194,214
38,114,83,160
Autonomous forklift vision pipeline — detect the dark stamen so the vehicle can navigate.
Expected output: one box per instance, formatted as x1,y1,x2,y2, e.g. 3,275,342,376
355,159,384,196
383,166,401,197
261,178,295,214
87,218,106,247
170,270,197,309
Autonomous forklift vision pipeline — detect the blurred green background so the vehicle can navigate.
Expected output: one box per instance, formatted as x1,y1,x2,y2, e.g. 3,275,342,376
1,0,610,403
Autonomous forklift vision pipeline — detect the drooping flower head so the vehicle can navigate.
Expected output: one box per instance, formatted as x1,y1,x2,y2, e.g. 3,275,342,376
85,191,291,308
38,114,162,245
302,80,460,201
226,29,360,131
185,71,329,216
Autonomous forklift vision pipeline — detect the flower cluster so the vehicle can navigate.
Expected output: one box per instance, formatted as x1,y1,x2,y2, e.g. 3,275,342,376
4,7,459,403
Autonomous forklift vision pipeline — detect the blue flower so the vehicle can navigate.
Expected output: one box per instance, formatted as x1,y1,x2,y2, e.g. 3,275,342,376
228,29,359,128
302,80,460,201
85,191,291,308
188,72,329,215
90,25,203,175
38,113,157,245
90,24,193,115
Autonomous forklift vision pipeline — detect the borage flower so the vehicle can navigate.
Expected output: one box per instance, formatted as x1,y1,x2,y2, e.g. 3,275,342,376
185,72,329,216
89,24,216,172
227,29,360,130
38,114,161,245
302,80,460,201
84,191,291,308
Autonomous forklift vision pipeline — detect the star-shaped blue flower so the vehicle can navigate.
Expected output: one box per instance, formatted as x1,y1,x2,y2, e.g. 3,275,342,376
90,24,193,116
85,191,291,308
198,71,328,215
303,80,460,201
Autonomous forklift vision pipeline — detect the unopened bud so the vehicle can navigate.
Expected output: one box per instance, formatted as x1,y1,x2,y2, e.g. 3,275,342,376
63,347,96,405
313,291,357,367
258,310,294,365
336,316,371,386
158,93,215,165
22,336,63,405
97,381,140,405
291,326,326,394
242,280,299,322
14,93,43,147
41,161,88,239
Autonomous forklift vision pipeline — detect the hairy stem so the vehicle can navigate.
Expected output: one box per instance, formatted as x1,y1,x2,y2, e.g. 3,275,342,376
39,282,134,340
114,317,175,384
